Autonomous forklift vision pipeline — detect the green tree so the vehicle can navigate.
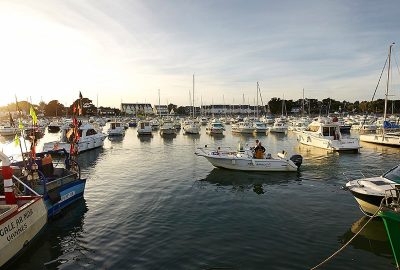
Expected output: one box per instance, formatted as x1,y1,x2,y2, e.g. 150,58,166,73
45,100,65,116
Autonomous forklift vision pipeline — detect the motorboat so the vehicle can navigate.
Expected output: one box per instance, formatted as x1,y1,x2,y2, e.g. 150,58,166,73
43,123,107,153
137,120,152,135
231,121,254,134
253,121,269,133
0,125,18,136
200,117,208,126
183,120,200,134
346,165,400,216
150,119,160,130
0,150,47,267
195,143,302,172
160,119,176,135
296,117,360,151
128,118,137,127
107,121,125,136
269,118,288,133
206,119,225,135
48,120,61,133
9,149,86,218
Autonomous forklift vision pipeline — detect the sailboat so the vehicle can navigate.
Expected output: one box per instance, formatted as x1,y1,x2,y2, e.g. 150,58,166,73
183,74,200,134
270,97,288,133
360,43,400,146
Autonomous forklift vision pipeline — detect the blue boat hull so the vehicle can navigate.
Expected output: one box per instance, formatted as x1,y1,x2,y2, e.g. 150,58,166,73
44,179,87,218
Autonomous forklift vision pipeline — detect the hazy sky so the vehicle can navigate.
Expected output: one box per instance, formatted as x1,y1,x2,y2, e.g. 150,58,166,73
1,0,400,107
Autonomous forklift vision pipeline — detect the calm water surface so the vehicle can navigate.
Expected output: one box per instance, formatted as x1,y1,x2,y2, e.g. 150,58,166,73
1,125,399,269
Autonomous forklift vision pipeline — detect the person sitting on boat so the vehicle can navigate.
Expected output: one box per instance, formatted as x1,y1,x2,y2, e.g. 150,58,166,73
254,142,265,159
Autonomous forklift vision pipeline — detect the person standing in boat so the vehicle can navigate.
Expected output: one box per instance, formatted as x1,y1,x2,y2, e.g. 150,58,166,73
254,142,266,159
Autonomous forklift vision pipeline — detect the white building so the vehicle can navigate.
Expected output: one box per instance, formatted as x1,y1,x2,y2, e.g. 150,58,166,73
153,105,169,116
121,103,153,115
201,105,266,115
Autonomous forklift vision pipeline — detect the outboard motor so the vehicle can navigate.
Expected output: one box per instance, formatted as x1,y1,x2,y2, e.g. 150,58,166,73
290,154,303,168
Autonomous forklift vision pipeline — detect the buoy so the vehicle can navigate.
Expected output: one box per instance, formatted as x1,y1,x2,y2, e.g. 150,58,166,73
0,151,17,204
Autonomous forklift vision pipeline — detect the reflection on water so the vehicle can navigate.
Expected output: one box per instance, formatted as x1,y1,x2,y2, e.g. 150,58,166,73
137,134,153,143
340,216,392,257
9,199,89,270
198,168,301,194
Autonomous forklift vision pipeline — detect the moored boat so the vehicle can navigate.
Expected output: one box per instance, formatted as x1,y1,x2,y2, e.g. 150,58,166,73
195,144,302,172
0,150,47,268
297,117,360,151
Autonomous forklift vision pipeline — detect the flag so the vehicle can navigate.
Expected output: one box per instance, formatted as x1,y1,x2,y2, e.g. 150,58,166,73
29,105,37,125
79,91,83,99
14,134,20,146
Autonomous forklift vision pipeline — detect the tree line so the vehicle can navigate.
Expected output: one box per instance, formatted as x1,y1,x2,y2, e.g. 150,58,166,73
1,97,399,117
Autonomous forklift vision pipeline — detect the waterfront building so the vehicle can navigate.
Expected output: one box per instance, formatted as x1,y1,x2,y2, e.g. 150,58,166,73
121,103,153,115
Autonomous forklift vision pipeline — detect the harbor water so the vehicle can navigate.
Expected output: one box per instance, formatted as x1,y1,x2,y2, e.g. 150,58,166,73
2,126,399,269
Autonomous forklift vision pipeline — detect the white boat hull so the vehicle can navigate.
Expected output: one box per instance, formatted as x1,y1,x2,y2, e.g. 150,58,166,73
297,132,360,151
202,156,298,171
269,127,287,133
0,197,47,267
43,135,106,153
360,134,400,146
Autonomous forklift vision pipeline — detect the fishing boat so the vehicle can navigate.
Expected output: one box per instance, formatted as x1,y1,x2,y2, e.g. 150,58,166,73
43,123,107,153
137,120,152,135
345,164,400,216
205,119,225,135
378,187,400,269
195,144,302,172
360,43,400,147
107,121,125,136
0,150,47,268
10,149,86,218
296,117,360,151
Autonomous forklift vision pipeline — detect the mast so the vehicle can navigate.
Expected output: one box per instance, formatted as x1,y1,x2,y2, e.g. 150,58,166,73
384,43,394,123
192,74,195,118
158,89,161,117
256,82,259,118
302,88,305,117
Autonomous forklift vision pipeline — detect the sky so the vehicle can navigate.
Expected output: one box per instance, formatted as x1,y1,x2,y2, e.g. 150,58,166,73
1,0,400,107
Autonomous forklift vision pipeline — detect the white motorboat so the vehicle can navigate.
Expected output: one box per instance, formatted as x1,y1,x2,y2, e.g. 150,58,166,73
253,121,269,133
0,151,48,267
206,119,225,135
150,119,160,130
107,121,125,136
231,121,254,134
43,123,107,153
137,120,152,135
183,120,200,134
345,165,400,216
195,144,302,172
200,117,208,126
0,125,18,136
296,117,360,151
48,120,61,133
160,120,176,135
269,118,288,133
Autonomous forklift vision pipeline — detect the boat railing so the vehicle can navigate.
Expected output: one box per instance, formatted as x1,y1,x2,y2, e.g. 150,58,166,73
342,169,384,181
383,186,400,209
12,175,40,196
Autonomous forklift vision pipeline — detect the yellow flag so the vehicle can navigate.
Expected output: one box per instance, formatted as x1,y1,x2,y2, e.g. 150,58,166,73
14,134,20,146
29,105,37,125
18,119,24,129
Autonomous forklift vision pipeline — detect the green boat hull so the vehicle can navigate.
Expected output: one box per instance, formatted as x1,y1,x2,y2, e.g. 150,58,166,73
380,210,400,269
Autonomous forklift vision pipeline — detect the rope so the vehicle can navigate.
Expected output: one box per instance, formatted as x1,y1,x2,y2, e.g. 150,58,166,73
310,199,384,270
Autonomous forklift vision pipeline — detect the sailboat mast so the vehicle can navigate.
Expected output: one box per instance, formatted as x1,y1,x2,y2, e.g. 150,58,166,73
158,89,161,117
384,43,394,122
256,82,259,118
193,74,195,118
302,88,305,117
